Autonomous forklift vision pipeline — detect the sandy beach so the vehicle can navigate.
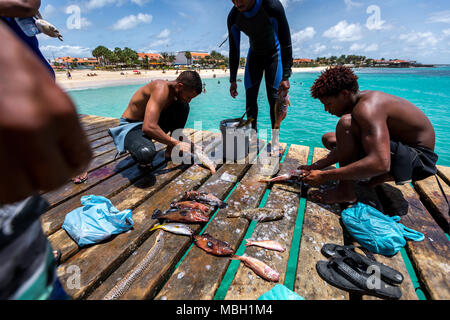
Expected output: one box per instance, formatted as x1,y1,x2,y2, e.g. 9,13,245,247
56,67,327,91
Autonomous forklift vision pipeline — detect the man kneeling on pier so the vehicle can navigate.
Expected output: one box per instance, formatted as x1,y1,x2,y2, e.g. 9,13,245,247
109,71,202,168
301,66,438,204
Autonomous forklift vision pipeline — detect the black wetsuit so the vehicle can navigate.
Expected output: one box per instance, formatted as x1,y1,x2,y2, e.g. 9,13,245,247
124,101,190,165
228,0,293,130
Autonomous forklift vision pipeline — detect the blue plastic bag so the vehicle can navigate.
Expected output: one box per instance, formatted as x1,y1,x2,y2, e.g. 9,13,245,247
257,284,305,300
341,202,424,256
62,195,133,247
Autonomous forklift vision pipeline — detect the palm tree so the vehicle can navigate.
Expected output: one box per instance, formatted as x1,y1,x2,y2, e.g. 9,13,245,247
184,51,192,65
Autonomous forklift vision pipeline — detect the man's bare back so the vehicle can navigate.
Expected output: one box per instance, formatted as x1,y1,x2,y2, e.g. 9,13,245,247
355,90,435,150
122,80,175,121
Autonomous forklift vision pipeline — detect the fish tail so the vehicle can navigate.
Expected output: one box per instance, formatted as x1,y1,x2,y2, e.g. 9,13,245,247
149,224,161,232
244,239,252,247
152,209,163,219
229,255,240,261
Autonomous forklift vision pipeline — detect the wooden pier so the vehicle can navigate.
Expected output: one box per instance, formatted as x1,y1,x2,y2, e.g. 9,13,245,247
42,114,449,300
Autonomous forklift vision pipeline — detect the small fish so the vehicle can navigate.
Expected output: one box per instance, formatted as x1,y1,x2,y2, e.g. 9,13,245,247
227,208,284,222
150,223,194,236
35,19,63,41
194,233,235,256
194,149,216,174
244,239,286,252
274,89,290,130
170,201,210,215
183,191,227,208
230,255,280,282
152,208,209,223
259,170,306,183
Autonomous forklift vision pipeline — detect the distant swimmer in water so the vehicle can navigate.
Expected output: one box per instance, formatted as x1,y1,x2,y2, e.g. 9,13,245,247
301,66,438,205
108,71,203,168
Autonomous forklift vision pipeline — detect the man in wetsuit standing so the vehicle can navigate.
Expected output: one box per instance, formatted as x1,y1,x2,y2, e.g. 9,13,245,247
228,0,293,131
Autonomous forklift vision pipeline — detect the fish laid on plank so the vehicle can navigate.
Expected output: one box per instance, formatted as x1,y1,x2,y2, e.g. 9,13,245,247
150,223,194,237
230,255,280,282
194,233,235,256
227,208,284,222
170,201,210,215
259,170,306,183
194,149,216,174
103,231,164,300
244,239,286,252
152,208,209,223
183,191,227,208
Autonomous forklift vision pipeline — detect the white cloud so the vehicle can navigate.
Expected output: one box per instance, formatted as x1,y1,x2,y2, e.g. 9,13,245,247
344,0,363,11
427,10,450,24
131,0,149,5
312,43,326,54
350,43,365,51
80,17,93,29
41,4,56,18
443,29,450,37
40,45,92,57
364,43,379,52
323,20,363,42
112,13,152,30
292,27,316,45
86,0,116,10
145,38,171,49
399,32,439,48
157,28,171,38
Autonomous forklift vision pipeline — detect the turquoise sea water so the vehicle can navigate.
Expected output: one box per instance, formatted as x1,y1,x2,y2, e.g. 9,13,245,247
70,67,450,166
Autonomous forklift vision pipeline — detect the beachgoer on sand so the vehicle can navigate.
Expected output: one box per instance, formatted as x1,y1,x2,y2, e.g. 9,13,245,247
300,66,438,205
227,0,293,132
0,17,91,300
108,71,203,168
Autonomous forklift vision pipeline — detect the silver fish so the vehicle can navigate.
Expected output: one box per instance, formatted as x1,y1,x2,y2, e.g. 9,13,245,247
194,149,216,174
244,239,286,252
35,19,63,41
149,223,194,236
103,231,164,300
227,208,284,222
230,255,280,282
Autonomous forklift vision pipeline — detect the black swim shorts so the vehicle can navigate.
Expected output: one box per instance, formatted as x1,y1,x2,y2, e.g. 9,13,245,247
389,140,438,185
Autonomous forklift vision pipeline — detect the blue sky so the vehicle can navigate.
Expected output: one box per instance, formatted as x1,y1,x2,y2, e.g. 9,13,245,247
37,0,450,64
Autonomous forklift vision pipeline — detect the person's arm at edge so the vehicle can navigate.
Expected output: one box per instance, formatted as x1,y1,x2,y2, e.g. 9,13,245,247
0,0,41,17
228,10,240,85
318,107,391,182
271,0,293,89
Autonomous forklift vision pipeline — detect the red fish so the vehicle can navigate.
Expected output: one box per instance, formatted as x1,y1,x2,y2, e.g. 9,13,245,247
152,208,209,223
183,191,227,208
230,255,280,282
170,201,210,215
193,233,235,256
244,239,286,252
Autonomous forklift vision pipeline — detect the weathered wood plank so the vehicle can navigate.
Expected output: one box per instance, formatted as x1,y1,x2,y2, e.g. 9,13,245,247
82,118,118,130
414,175,450,233
294,147,349,300
56,132,218,299
225,144,309,300
437,165,450,186
154,143,286,300
87,130,112,143
87,151,252,300
377,182,450,300
352,185,418,300
90,136,113,149
84,120,119,136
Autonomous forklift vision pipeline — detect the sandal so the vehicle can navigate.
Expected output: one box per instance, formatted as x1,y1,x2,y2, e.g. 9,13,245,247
316,257,402,300
72,172,88,184
53,250,61,266
321,244,404,285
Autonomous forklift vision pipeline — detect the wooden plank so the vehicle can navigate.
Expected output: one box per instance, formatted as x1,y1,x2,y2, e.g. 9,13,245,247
294,147,349,300
414,175,450,233
84,120,120,136
82,118,117,130
87,147,252,300
154,143,286,300
352,185,418,300
437,165,450,186
87,130,112,143
225,144,310,299
56,132,219,299
377,182,450,300
90,136,113,149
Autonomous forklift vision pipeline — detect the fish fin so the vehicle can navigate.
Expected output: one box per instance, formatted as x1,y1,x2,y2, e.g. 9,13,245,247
152,209,163,219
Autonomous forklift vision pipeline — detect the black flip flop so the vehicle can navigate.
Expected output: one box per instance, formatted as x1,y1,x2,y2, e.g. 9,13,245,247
53,250,61,266
316,257,402,300
321,244,404,285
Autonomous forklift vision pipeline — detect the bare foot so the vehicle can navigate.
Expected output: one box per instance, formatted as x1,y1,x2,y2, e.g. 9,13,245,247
71,171,88,184
309,187,357,205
